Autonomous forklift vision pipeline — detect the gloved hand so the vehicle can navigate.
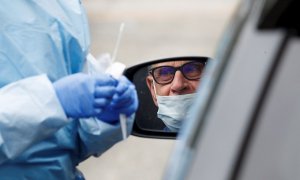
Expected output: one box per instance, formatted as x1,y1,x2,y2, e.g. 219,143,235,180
53,73,117,119
96,76,138,124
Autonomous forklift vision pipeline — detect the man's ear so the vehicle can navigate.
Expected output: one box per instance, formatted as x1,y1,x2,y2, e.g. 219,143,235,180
146,76,158,106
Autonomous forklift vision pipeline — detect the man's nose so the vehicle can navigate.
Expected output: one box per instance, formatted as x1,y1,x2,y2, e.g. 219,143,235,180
171,71,187,92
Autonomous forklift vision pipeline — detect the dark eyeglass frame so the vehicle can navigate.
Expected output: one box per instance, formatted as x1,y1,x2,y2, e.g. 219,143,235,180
148,61,207,85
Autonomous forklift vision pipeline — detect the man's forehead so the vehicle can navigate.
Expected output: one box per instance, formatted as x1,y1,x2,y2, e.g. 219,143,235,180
152,60,191,68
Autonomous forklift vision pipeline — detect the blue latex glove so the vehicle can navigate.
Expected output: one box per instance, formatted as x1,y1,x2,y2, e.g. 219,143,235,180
53,73,117,119
96,76,138,124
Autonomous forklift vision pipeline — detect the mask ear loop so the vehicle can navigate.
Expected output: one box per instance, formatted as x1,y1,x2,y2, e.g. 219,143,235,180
152,79,157,96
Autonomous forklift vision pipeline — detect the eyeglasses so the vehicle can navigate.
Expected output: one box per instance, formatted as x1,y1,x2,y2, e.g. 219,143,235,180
148,61,206,85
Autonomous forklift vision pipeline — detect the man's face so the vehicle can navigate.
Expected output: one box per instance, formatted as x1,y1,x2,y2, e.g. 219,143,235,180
146,60,202,106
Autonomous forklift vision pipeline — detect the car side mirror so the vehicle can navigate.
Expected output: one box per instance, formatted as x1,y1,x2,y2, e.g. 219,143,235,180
124,56,211,139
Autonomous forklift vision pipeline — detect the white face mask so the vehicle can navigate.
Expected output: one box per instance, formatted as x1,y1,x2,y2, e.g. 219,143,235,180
153,81,196,132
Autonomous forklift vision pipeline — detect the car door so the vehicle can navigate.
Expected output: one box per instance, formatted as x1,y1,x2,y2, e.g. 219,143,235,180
164,0,300,179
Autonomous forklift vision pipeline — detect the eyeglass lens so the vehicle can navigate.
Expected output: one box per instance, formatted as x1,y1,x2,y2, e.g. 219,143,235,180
152,62,205,84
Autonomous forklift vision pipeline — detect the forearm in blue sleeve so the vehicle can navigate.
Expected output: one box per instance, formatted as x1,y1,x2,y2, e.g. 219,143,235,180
0,75,70,164
77,115,134,162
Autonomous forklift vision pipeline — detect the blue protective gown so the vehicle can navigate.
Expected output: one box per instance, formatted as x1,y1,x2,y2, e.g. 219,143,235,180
0,0,132,179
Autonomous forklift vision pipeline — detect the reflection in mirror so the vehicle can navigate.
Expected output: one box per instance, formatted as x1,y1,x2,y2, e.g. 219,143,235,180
131,57,210,133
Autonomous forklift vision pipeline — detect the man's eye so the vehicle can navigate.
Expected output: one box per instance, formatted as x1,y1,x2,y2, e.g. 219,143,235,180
158,67,174,76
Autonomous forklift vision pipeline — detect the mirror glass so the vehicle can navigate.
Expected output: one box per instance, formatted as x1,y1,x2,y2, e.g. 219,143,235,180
128,56,210,133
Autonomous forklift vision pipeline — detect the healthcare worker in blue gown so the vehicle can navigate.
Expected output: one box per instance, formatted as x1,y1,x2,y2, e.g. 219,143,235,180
0,0,138,179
